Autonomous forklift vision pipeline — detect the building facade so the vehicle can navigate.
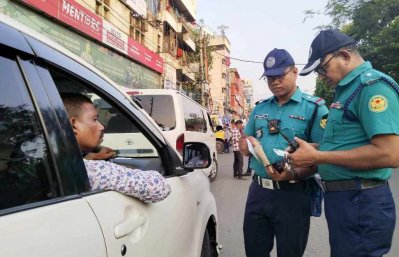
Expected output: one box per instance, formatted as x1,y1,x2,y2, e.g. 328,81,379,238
208,35,231,117
228,68,245,120
0,0,197,92
242,79,254,119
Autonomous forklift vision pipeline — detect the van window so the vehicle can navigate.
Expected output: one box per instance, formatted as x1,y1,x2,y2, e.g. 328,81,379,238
182,97,207,133
137,95,176,131
0,55,59,211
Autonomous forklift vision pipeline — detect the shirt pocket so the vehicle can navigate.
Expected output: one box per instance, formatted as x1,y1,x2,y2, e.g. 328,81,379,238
286,118,307,139
323,109,344,142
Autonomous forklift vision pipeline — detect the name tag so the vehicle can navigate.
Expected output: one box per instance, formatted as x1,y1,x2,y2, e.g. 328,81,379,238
254,114,269,119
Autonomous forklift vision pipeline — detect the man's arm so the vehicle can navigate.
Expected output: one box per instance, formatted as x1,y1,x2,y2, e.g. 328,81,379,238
84,160,171,202
289,134,399,169
84,146,116,160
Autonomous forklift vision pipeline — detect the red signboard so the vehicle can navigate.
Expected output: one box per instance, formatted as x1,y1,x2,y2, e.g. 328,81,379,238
23,0,163,73
59,0,102,41
24,0,59,18
128,38,163,73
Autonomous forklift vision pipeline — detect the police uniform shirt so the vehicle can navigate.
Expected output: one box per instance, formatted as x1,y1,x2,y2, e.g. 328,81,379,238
244,88,329,178
319,61,399,181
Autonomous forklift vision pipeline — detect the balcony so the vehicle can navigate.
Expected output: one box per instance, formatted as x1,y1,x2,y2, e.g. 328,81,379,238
170,0,196,22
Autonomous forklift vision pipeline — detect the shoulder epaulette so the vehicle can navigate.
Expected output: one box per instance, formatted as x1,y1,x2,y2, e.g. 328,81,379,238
255,96,272,105
343,70,399,122
360,70,382,86
301,93,325,106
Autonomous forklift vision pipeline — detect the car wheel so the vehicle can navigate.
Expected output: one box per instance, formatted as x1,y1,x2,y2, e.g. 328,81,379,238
216,140,224,154
208,158,218,182
201,229,216,257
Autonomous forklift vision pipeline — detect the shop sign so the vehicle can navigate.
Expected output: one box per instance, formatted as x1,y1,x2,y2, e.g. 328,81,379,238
22,0,162,73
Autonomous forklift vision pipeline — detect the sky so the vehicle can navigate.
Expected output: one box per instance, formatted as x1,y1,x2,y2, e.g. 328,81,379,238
197,0,331,102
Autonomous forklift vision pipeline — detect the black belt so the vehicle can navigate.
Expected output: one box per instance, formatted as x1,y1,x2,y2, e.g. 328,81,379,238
253,174,307,191
320,179,387,192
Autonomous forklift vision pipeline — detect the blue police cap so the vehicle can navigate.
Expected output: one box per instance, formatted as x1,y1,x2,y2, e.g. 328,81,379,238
260,48,295,78
300,29,355,76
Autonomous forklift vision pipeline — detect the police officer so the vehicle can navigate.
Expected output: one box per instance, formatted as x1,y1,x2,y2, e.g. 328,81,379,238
240,48,329,257
289,29,399,257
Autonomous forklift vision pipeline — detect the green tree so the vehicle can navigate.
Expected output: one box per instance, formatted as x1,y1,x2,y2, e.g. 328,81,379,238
325,0,399,81
314,79,335,107
310,0,399,101
184,29,214,95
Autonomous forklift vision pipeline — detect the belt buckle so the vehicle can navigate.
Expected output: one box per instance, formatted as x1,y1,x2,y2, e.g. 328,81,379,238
261,178,274,190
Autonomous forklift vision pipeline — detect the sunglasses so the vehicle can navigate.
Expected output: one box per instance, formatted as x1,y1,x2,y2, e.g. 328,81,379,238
264,66,294,83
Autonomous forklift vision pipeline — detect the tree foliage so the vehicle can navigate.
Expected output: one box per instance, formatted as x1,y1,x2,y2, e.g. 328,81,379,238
314,79,335,107
184,29,215,94
312,0,399,101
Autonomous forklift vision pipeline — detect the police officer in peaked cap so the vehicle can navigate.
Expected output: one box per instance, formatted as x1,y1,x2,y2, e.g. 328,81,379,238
289,29,399,257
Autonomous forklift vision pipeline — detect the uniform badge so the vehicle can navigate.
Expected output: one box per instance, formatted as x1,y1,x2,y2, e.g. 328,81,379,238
266,57,275,68
256,129,263,139
369,95,388,113
320,118,327,129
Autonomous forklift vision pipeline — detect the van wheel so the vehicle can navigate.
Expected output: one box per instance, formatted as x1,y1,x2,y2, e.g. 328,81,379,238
201,229,216,257
216,140,224,154
209,158,218,182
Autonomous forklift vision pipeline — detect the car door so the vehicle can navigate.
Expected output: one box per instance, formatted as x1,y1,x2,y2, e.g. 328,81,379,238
0,41,106,257
25,38,203,256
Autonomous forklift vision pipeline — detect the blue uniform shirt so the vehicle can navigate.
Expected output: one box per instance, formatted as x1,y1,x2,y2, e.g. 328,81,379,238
244,88,329,178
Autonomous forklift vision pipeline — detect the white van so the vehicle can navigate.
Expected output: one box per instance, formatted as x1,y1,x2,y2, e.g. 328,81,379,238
122,89,219,181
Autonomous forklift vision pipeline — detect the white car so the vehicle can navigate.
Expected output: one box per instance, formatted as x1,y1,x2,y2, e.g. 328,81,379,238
0,13,219,257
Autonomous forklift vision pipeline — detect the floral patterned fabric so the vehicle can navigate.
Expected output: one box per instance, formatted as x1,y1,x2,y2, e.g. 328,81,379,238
84,160,171,203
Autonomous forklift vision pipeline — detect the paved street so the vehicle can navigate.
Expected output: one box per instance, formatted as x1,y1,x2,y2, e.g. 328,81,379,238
211,152,399,257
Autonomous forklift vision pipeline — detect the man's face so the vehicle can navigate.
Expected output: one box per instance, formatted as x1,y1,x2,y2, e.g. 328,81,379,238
266,66,298,99
71,102,104,152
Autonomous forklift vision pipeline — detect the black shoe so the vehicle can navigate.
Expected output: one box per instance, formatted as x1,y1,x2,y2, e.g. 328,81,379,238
243,172,252,176
237,177,248,180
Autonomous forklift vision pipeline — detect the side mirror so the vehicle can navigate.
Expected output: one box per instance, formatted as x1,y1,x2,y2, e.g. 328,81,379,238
183,142,211,169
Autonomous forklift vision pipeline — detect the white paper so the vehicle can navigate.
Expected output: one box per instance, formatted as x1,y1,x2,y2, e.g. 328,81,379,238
273,148,288,157
247,138,260,162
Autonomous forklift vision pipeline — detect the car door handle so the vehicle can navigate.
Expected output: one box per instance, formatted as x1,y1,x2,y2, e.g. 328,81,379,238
114,215,147,239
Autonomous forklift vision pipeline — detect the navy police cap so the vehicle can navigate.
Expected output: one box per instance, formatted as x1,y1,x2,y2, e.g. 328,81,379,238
300,29,355,76
260,48,295,78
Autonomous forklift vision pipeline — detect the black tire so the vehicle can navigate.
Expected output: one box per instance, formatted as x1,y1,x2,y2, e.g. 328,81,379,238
201,229,214,257
216,140,225,154
208,158,218,182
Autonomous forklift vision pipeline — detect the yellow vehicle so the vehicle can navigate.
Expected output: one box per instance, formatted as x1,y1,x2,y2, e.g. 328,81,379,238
214,125,225,154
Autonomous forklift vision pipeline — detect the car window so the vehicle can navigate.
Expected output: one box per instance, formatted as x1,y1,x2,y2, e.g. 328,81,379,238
48,70,159,159
136,95,176,131
182,97,207,133
0,55,59,211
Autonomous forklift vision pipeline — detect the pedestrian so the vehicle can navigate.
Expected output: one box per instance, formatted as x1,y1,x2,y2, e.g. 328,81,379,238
232,119,246,180
239,48,329,257
289,29,399,257
224,125,231,153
